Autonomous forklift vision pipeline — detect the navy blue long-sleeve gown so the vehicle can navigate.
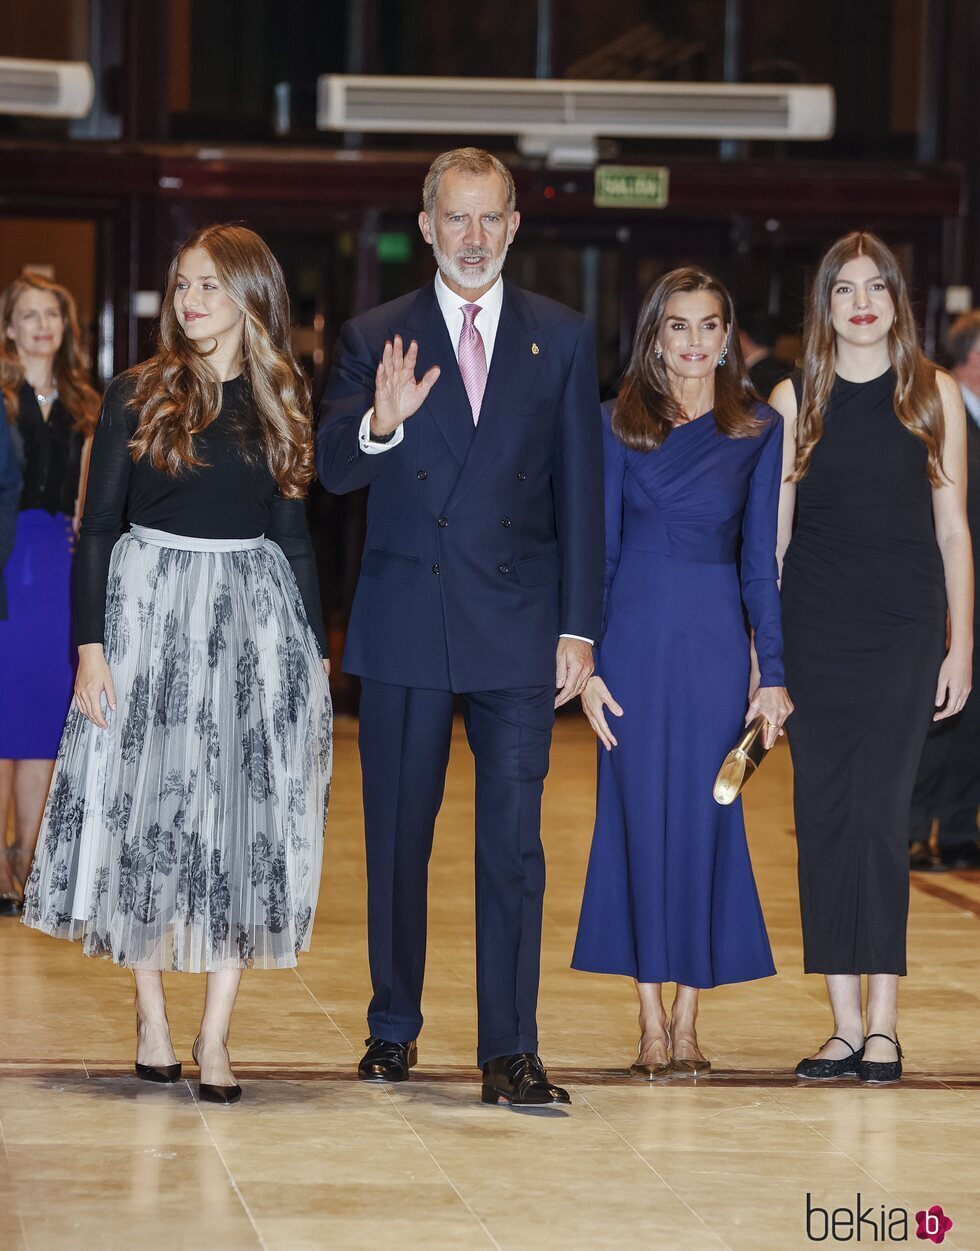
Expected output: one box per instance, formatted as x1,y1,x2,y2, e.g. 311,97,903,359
573,401,784,988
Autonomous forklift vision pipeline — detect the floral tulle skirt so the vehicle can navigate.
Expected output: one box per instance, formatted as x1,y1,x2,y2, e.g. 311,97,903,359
23,526,332,972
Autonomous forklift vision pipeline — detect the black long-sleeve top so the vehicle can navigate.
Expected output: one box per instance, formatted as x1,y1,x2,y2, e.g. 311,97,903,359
76,373,328,657
16,382,84,515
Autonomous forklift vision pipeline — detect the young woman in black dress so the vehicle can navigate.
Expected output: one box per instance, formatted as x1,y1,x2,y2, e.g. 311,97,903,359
771,232,972,1084
23,225,333,1103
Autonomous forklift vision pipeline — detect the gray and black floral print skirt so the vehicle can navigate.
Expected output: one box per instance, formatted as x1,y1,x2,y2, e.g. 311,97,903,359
22,526,332,972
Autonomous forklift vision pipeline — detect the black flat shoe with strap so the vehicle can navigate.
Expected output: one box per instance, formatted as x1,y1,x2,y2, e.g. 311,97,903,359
795,1036,864,1080
856,1034,903,1085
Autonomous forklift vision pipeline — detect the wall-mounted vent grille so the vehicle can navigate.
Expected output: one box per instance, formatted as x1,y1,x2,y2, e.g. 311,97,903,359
0,58,94,118
318,76,834,143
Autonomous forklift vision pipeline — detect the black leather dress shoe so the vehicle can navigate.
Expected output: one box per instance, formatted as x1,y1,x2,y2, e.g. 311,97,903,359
936,839,980,869
482,1053,570,1106
357,1036,418,1082
795,1036,864,1080
857,1034,903,1085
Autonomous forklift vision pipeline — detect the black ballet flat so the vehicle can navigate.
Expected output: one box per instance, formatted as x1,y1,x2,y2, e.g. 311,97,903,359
192,1036,242,1105
795,1035,864,1080
856,1034,902,1085
135,1061,182,1084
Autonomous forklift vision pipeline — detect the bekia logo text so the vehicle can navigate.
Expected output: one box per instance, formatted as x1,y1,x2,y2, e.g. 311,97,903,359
806,1194,953,1243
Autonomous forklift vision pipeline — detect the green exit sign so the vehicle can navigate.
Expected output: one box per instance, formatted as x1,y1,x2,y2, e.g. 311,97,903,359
594,165,670,209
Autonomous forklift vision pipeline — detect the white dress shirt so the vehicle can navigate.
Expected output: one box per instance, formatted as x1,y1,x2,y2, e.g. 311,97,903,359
358,272,504,454
355,271,592,647
960,383,980,429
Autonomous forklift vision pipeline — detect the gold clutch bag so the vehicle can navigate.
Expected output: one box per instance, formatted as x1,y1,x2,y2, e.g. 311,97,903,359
712,715,771,805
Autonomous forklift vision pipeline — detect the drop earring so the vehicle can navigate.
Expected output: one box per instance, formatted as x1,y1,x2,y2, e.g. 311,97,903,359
717,345,728,367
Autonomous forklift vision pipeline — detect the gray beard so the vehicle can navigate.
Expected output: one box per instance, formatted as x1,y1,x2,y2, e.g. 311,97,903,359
432,240,509,290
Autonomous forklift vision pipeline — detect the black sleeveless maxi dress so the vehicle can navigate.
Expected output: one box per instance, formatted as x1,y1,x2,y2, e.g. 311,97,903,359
781,369,946,975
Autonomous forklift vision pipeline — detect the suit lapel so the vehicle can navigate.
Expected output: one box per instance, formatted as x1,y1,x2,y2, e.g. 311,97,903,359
405,283,473,467
445,283,541,507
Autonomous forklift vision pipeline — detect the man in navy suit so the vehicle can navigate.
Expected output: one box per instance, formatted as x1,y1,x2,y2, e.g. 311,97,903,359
318,147,603,1105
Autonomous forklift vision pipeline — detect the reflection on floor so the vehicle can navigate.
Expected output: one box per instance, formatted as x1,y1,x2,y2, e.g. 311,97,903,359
1,718,977,1250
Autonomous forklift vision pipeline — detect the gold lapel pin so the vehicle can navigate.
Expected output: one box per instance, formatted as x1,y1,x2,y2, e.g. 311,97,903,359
531,342,540,355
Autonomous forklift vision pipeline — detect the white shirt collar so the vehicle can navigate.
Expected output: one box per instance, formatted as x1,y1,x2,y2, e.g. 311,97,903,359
434,271,504,363
960,383,980,427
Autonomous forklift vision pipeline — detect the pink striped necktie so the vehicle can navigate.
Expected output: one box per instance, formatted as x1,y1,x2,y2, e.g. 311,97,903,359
458,302,488,425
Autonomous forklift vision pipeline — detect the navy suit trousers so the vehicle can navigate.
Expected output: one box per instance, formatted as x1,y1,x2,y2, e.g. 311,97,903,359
358,679,555,1068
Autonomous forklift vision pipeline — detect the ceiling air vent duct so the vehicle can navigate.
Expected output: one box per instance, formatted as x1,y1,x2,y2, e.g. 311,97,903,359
0,56,95,118
317,75,835,164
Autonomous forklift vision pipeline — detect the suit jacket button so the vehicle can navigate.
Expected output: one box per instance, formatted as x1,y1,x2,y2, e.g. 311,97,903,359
432,563,440,574
498,564,510,574
417,469,428,480
438,517,449,527
501,517,511,527
517,471,526,480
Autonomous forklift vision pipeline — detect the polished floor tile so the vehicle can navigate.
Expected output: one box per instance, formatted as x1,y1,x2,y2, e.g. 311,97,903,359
0,719,976,1249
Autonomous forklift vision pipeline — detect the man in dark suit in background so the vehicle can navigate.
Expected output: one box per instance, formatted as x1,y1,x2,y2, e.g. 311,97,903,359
738,306,789,399
910,309,980,870
318,148,603,1105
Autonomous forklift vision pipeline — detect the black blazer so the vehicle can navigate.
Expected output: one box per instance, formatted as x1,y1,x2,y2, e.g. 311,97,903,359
317,279,604,692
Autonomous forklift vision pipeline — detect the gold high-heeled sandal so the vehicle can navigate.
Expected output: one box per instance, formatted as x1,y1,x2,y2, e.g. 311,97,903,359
669,1027,712,1076
629,1022,672,1079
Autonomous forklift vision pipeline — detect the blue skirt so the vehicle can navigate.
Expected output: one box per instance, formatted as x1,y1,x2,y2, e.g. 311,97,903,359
0,509,76,758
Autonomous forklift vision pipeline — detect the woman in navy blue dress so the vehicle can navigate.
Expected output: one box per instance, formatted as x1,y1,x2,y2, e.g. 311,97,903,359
0,273,99,913
573,268,793,1076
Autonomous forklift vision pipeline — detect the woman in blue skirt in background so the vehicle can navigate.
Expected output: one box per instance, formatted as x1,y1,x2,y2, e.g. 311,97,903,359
0,273,99,914
573,268,793,1077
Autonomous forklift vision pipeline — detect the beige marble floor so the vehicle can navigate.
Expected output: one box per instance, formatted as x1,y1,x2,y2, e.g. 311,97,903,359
0,718,977,1250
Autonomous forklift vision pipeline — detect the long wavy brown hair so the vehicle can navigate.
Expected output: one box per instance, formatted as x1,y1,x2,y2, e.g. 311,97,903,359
613,267,762,451
0,272,100,433
127,224,313,497
792,231,944,484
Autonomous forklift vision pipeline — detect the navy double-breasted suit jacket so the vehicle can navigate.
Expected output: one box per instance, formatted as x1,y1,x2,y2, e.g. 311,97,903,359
317,279,604,692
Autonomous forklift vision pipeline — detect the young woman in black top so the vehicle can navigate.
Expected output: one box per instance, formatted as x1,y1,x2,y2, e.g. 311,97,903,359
0,273,100,915
23,225,333,1104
